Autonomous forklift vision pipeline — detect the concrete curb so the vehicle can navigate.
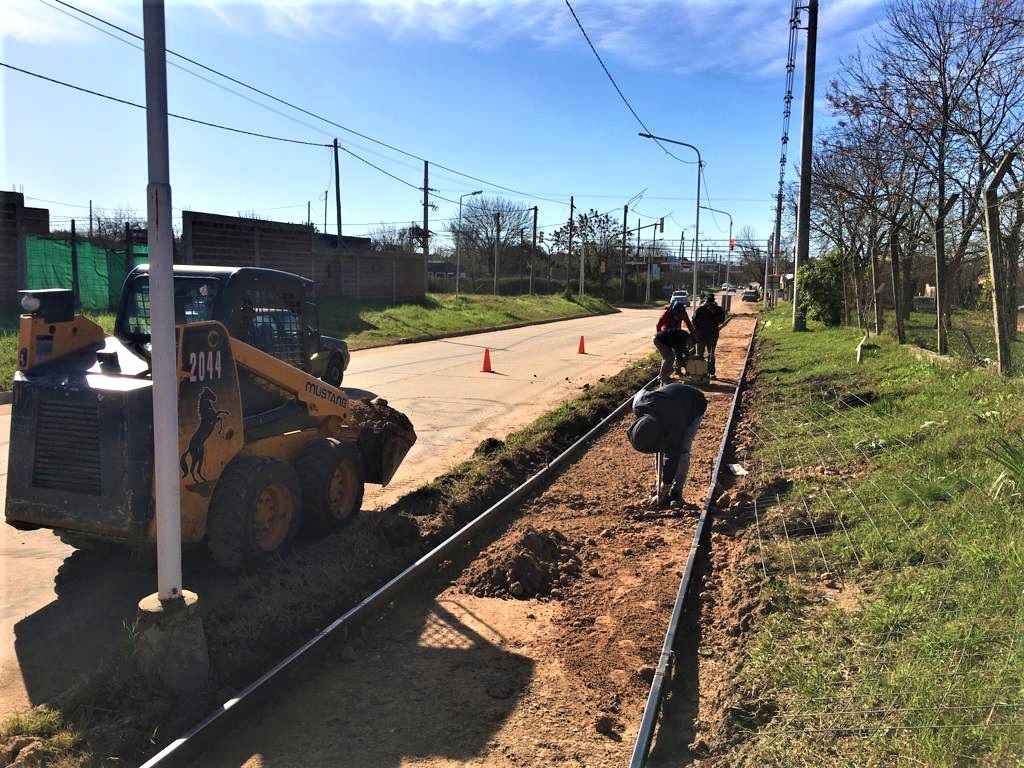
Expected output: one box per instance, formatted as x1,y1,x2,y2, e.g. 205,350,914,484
349,308,621,351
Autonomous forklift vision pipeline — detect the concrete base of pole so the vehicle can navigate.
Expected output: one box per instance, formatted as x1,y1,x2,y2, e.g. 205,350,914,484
135,590,210,696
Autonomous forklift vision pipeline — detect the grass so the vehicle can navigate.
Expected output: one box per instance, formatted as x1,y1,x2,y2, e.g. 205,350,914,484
319,292,615,349
731,304,1024,766
0,313,115,391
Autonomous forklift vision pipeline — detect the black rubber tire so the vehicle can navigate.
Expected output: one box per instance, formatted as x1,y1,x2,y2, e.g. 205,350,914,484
207,456,303,570
295,439,364,535
322,354,344,388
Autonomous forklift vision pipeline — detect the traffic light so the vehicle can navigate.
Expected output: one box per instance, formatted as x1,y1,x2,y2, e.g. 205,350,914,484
538,231,545,243
659,217,665,233
729,238,735,251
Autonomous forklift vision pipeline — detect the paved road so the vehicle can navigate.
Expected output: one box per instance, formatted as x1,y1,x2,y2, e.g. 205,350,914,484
0,308,661,717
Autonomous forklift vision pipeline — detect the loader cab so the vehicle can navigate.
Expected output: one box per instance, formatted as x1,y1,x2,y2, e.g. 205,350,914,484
116,265,319,365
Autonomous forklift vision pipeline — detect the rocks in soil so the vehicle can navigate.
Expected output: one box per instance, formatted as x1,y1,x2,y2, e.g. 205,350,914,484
458,526,582,599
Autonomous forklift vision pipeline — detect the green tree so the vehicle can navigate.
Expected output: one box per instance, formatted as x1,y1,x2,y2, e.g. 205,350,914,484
797,252,845,327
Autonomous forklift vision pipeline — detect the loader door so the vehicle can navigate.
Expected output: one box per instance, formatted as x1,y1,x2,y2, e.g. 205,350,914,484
174,321,245,542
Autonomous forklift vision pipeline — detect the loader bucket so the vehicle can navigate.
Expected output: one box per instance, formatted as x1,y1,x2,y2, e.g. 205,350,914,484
355,399,417,486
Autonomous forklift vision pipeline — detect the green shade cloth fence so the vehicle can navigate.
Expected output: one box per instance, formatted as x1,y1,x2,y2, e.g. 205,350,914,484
26,235,148,311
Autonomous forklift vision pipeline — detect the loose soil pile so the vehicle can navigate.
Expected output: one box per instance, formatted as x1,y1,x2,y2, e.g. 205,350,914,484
458,526,582,599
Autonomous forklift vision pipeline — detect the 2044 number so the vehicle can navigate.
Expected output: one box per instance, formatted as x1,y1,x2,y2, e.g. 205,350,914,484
188,350,222,382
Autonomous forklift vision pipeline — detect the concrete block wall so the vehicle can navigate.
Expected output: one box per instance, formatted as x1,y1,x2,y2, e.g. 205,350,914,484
184,210,425,302
0,192,27,314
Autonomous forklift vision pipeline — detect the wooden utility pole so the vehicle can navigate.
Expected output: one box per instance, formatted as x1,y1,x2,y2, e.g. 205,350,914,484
792,0,817,331
568,196,575,292
70,219,79,309
423,160,430,284
621,205,628,303
333,139,342,248
985,151,1017,374
531,206,538,295
493,212,500,296
88,200,93,240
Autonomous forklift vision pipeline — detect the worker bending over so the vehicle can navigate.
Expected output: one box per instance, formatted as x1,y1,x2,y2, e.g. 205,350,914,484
693,293,726,377
628,382,707,509
653,299,695,386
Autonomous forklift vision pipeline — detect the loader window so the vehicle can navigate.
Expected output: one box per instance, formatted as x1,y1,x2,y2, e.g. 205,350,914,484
117,276,220,340
236,289,305,367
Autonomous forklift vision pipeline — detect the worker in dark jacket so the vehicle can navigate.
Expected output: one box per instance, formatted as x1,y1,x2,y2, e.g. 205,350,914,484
692,293,726,377
653,299,695,385
628,383,707,508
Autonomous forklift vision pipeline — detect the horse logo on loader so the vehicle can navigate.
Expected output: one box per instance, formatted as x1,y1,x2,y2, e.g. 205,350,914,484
180,386,230,485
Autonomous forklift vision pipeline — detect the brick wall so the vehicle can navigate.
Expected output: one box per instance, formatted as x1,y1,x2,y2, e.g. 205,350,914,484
184,210,424,302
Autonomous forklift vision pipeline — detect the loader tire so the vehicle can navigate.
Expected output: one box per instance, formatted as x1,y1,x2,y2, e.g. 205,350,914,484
323,354,344,388
295,439,364,534
207,456,302,570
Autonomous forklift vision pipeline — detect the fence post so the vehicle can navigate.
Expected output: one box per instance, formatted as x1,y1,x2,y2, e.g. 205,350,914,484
70,219,80,309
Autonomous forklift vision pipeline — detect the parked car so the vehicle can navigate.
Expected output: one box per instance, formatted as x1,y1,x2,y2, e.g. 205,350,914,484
741,289,759,302
721,283,736,292
670,289,689,305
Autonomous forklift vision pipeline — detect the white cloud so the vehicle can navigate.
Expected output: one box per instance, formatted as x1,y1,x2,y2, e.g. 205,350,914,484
3,0,887,79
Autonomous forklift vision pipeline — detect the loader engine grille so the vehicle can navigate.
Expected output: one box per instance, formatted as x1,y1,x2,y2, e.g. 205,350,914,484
32,400,102,496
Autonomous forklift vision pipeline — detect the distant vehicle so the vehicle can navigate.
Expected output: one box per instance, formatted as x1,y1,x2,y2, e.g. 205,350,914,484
721,283,736,292
741,289,759,302
670,289,689,304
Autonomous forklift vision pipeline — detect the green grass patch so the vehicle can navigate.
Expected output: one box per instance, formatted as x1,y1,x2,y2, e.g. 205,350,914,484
320,292,615,350
0,314,115,391
733,305,1024,766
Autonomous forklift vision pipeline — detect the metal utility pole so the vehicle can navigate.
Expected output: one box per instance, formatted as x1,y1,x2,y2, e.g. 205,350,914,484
493,212,500,296
88,200,93,240
70,220,79,309
792,0,817,331
621,205,628,303
456,189,482,296
333,139,342,247
531,206,538,295
143,0,182,603
985,151,1017,374
568,196,575,292
307,201,310,227
765,234,773,309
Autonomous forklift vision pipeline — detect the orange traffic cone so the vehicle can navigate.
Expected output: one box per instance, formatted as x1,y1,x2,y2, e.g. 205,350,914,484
577,335,586,354
481,348,493,373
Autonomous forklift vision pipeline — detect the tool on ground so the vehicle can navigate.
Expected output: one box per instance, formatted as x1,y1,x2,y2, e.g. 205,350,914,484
481,348,493,373
578,335,586,354
5,266,417,570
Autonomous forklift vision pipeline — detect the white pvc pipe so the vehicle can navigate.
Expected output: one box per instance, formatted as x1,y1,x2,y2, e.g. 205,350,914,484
143,0,182,601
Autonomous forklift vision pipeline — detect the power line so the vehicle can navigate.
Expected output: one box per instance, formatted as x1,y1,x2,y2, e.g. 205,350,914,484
45,0,572,208
563,0,695,166
1,62,332,147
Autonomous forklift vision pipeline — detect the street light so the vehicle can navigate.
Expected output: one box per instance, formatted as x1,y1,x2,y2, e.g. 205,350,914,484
699,204,733,287
639,133,702,303
456,190,482,295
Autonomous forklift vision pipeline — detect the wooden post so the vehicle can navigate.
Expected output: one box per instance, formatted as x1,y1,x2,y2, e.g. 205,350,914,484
984,151,1016,374
70,219,80,309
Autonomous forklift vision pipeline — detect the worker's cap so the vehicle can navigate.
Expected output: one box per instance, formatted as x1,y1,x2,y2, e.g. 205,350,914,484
627,414,662,454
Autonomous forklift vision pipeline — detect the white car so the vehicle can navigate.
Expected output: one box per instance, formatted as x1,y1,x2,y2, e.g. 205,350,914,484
721,283,736,292
670,290,689,303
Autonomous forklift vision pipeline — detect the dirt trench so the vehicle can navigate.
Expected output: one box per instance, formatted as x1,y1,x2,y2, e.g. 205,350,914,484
197,314,757,768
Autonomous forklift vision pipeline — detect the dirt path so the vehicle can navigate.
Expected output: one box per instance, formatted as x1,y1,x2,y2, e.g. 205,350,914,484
198,314,756,768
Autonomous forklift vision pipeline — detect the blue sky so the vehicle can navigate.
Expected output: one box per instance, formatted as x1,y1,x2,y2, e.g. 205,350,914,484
1,0,885,254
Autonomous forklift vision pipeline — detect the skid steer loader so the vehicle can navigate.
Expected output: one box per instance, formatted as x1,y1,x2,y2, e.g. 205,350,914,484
4,266,416,570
